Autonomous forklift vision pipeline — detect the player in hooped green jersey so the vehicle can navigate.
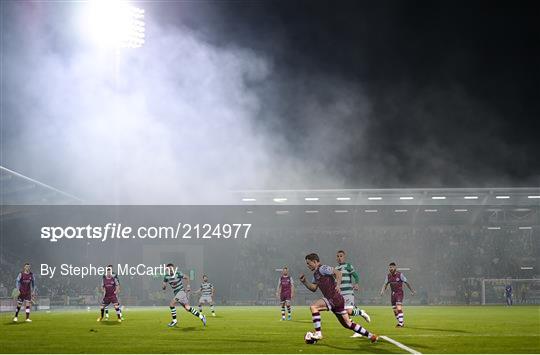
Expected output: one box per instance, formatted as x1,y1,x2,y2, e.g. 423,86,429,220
162,263,206,327
335,250,371,337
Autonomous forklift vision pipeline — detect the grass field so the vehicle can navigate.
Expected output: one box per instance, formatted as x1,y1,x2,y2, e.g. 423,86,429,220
1,306,539,353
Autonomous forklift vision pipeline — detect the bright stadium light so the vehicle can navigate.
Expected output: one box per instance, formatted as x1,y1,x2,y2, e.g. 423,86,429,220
241,198,256,202
368,196,382,200
304,197,320,201
518,226,532,230
273,198,287,203
334,209,349,213
464,196,479,199
432,196,446,200
82,0,145,48
394,209,408,213
364,209,378,213
336,197,351,201
495,195,510,199
399,196,414,200
520,266,534,270
305,210,319,214
424,209,438,212
528,195,540,199
487,227,501,230
454,209,468,212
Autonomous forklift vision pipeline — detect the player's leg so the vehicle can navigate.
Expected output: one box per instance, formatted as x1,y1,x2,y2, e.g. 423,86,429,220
105,304,109,319
396,303,404,326
209,297,216,316
180,292,206,326
286,300,292,320
113,302,122,321
280,300,286,320
168,298,178,326
25,299,32,322
309,299,328,340
336,312,378,343
13,297,22,321
98,299,108,321
198,296,204,313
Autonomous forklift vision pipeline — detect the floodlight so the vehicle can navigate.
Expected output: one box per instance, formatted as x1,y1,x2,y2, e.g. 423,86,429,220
82,0,145,48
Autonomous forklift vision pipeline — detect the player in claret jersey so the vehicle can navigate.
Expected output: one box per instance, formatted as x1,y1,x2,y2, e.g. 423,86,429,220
97,265,123,322
380,262,415,327
300,253,378,343
275,267,294,320
13,263,35,322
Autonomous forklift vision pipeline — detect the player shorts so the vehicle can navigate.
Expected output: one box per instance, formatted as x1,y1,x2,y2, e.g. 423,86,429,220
101,295,119,306
199,295,213,304
280,292,291,302
322,295,347,315
391,291,404,306
342,294,355,309
173,291,189,305
17,292,31,303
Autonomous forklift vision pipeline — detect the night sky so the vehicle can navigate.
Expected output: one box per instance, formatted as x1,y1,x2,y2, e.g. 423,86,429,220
2,0,539,199
152,0,539,188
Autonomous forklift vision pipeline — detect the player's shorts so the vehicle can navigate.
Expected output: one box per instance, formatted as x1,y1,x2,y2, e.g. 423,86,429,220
342,294,355,309
280,292,291,303
17,292,31,303
322,295,347,315
173,291,189,305
199,295,213,304
391,291,404,306
101,295,119,306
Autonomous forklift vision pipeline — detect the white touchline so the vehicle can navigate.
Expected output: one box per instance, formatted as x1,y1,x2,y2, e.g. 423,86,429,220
380,335,422,354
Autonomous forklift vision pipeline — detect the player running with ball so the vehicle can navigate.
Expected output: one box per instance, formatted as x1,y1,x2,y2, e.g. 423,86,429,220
300,253,378,343
163,263,206,327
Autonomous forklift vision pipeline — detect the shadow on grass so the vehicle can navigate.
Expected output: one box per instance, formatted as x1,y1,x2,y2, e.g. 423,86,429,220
4,321,24,326
315,341,399,354
404,325,470,333
99,321,122,326
170,326,206,332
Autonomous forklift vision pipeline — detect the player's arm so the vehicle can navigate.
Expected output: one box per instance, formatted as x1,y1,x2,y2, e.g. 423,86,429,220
291,278,295,299
211,284,215,298
275,279,281,298
31,274,36,296
183,275,191,292
16,273,21,290
114,278,120,295
299,273,318,292
404,281,415,295
380,276,389,295
333,269,342,293
349,264,360,291
401,274,415,295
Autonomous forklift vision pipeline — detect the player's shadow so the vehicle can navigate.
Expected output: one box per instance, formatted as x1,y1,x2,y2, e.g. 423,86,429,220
290,320,312,323
171,326,204,332
315,342,398,354
100,321,122,326
4,322,24,326
404,325,470,333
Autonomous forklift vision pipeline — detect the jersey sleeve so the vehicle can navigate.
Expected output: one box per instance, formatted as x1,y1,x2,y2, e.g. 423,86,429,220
384,275,389,284
16,273,21,289
290,277,294,284
401,273,407,282
319,265,334,276
31,274,35,289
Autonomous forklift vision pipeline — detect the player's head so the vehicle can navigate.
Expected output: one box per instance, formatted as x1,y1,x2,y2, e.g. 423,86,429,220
336,250,346,263
305,253,320,271
23,263,31,272
166,263,175,275
106,264,113,277
389,262,397,273
202,274,208,282
282,267,288,276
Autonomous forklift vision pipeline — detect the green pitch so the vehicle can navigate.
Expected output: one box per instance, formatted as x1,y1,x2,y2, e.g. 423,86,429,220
1,306,539,353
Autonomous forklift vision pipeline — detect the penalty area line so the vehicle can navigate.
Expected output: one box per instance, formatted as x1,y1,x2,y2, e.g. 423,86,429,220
380,335,422,354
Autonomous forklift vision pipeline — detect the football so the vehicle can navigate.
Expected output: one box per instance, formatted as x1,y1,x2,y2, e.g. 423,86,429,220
304,331,317,344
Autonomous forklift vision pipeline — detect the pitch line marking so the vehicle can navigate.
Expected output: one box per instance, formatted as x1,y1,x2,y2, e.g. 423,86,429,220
380,335,422,354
